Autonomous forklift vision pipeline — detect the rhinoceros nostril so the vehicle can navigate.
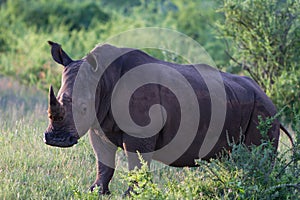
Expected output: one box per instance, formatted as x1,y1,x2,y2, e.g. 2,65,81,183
68,135,78,144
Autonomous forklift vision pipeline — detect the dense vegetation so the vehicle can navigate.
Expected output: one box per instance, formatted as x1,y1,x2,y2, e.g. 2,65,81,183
219,0,300,123
0,0,227,91
0,0,299,199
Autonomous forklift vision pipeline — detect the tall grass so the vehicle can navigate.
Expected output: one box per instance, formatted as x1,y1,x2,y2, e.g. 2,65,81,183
0,77,92,199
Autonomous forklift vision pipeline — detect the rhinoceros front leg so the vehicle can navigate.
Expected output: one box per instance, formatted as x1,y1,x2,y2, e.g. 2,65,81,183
90,161,115,194
89,129,117,195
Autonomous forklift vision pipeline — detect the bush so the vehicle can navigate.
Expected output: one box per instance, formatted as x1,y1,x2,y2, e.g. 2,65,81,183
2,0,109,31
121,114,299,199
217,0,300,123
122,153,166,199
0,0,113,91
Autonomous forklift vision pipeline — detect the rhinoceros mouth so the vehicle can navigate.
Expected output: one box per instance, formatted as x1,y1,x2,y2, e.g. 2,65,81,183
44,132,78,148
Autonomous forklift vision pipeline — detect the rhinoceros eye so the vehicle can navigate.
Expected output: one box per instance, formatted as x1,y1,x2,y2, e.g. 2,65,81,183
56,116,63,121
61,93,72,103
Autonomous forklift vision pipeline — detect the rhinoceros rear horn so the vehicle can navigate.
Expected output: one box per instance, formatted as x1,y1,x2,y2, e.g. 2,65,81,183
48,41,73,67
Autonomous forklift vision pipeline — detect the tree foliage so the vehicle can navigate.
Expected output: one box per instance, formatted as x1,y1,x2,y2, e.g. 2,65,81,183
218,0,300,123
0,0,228,91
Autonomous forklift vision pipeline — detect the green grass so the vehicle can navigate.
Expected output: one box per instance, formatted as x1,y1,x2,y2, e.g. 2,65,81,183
0,77,299,199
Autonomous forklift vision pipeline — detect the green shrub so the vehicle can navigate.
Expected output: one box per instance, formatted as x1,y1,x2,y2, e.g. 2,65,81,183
120,113,299,199
121,153,165,200
2,0,109,31
218,0,300,123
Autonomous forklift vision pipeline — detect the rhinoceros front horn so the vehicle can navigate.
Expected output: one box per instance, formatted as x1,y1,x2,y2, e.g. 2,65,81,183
48,85,60,114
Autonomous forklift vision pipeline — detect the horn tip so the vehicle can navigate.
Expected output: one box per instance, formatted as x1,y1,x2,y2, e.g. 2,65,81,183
49,85,56,99
48,85,59,106
49,85,54,93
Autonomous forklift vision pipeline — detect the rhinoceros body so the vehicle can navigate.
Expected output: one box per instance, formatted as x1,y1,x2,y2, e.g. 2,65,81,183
44,41,281,194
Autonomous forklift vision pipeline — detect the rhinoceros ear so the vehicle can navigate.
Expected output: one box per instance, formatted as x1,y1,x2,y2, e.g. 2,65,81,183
48,41,73,67
86,53,98,72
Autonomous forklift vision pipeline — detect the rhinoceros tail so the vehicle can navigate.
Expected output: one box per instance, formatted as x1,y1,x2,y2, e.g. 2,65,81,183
280,124,295,148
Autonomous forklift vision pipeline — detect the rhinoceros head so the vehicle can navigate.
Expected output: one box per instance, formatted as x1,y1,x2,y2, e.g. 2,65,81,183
44,41,96,148
44,84,79,147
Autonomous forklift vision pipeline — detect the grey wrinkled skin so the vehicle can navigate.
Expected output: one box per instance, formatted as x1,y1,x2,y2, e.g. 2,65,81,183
44,41,281,195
